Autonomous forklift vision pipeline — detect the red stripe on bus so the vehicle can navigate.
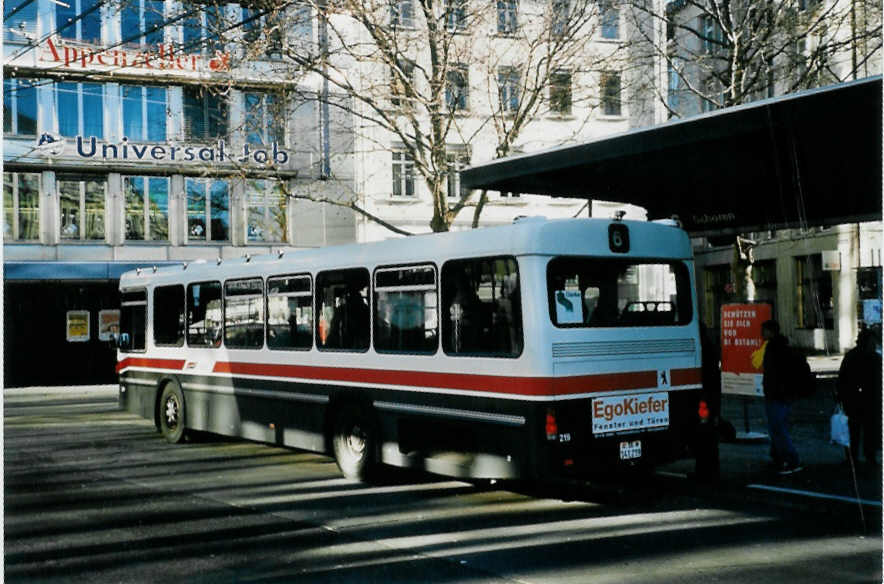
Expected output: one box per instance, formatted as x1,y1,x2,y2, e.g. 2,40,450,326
116,357,187,373
212,361,701,397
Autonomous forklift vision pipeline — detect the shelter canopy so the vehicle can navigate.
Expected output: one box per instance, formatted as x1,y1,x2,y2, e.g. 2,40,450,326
461,77,882,236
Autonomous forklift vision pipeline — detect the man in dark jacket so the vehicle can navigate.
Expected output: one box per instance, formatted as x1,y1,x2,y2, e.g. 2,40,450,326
837,328,882,466
761,319,802,474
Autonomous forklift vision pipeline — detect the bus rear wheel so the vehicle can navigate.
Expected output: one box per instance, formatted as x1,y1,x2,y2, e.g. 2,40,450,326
158,383,187,444
332,403,377,481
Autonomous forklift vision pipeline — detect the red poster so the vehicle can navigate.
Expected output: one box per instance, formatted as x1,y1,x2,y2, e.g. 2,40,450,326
720,303,772,374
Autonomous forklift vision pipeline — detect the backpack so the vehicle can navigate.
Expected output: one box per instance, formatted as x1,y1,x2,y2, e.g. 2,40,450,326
790,350,816,399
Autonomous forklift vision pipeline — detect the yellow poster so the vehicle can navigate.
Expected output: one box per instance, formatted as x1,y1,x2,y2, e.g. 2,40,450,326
66,310,90,342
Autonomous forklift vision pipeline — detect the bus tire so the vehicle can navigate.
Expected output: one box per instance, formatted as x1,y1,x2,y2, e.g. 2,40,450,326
332,402,377,481
158,382,187,444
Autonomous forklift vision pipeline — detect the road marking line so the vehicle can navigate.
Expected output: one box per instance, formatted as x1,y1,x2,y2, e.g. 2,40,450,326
747,484,882,507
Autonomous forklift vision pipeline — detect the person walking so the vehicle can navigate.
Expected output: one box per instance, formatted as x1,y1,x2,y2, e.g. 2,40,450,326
759,319,803,475
837,328,882,467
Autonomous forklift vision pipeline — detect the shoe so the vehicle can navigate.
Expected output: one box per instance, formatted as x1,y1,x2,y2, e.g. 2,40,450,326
777,463,803,475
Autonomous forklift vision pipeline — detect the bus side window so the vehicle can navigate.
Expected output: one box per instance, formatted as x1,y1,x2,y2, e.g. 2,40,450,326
317,268,370,351
267,275,313,350
187,281,223,347
224,278,264,349
154,285,185,346
119,289,147,352
374,265,438,354
442,257,522,357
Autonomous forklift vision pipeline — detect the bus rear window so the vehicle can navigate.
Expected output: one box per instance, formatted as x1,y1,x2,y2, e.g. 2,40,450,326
547,257,691,327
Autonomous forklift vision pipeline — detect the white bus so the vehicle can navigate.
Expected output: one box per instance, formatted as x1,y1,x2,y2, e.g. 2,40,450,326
116,216,707,481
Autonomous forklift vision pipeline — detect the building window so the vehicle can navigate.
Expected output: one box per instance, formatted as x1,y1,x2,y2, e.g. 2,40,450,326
390,0,415,28
182,3,226,54
3,172,40,241
243,6,285,57
3,78,38,136
392,151,415,197
444,0,468,31
4,0,37,43
186,178,230,242
441,256,522,356
246,179,287,243
267,274,313,350
56,82,104,138
445,65,469,111
600,71,621,116
445,151,470,200
390,58,415,108
57,0,102,44
245,91,286,145
667,59,682,116
121,85,167,141
497,0,517,34
549,71,572,115
551,0,569,37
498,67,520,113
183,86,228,141
124,176,169,241
122,0,164,46
796,254,833,329
59,177,106,241
700,14,723,54
701,77,722,112
599,0,619,39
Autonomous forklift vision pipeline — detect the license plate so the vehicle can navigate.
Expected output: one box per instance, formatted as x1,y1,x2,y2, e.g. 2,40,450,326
620,440,641,460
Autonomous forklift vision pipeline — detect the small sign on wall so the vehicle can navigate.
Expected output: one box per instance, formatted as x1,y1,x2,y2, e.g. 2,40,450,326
66,310,90,342
98,309,120,341
822,250,841,271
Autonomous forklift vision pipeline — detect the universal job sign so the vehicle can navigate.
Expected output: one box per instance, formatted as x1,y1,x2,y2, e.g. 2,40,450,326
74,137,290,166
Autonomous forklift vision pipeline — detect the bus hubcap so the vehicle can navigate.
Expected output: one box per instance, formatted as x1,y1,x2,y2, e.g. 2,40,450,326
347,425,366,455
165,396,179,428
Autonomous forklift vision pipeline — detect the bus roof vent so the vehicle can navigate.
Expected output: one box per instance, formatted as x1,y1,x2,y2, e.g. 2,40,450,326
652,215,682,228
513,215,546,224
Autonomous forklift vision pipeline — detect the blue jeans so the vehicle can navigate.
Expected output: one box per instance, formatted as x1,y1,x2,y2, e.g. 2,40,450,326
765,400,800,467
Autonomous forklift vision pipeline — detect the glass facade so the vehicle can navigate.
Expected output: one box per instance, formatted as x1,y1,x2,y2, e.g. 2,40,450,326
56,82,104,138
56,0,102,43
121,0,165,46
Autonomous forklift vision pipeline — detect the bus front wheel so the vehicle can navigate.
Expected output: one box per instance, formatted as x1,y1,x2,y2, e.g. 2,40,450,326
332,403,377,481
158,383,187,444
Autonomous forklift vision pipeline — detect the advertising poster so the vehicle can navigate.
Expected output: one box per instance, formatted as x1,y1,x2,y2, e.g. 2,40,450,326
98,309,120,341
66,310,90,342
720,303,772,396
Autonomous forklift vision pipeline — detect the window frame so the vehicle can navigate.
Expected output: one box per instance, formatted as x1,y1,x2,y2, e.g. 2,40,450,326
186,280,224,348
599,0,620,40
56,81,104,139
316,268,371,352
266,273,314,351
153,284,186,347
119,288,148,353
224,277,265,350
58,176,107,241
546,256,693,328
3,77,38,136
549,70,572,115
56,0,102,44
441,255,524,358
182,85,228,141
121,0,165,46
123,175,170,242
245,178,288,244
444,0,468,32
445,65,469,112
244,90,287,146
496,0,518,35
498,66,521,113
373,263,439,355
186,177,231,243
600,71,622,117
392,150,416,197
121,84,167,142
390,0,416,28
3,172,40,242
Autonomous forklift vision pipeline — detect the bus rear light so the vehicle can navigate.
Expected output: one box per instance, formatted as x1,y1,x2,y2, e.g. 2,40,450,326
545,408,558,441
563,458,574,467
698,400,710,421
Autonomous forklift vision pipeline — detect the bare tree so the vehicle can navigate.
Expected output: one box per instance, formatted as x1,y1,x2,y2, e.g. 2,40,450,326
625,0,882,118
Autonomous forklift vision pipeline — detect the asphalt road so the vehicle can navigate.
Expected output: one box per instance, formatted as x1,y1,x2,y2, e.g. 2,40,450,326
5,387,882,583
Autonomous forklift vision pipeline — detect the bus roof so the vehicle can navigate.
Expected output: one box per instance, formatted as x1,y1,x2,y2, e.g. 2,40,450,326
119,217,692,287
